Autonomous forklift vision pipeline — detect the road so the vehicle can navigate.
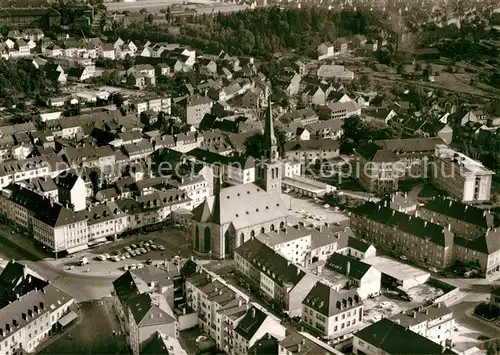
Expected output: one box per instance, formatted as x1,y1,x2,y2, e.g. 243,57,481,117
0,225,193,302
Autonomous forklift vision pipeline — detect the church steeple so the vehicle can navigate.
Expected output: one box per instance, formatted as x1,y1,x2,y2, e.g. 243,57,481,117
264,99,278,161
257,98,282,194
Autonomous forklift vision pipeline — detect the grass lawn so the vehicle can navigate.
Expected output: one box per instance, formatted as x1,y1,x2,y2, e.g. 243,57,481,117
39,300,128,354
418,184,445,198
398,179,424,193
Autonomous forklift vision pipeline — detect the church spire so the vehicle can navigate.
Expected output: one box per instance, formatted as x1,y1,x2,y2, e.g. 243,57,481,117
264,99,278,161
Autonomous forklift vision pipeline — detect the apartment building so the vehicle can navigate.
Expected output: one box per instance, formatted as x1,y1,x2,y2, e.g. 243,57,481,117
350,201,454,270
0,184,89,254
256,223,353,266
185,267,286,355
391,303,454,346
182,96,213,127
302,282,363,340
352,319,455,355
0,262,74,355
418,196,497,239
235,238,319,316
55,171,86,212
453,228,500,277
433,144,493,203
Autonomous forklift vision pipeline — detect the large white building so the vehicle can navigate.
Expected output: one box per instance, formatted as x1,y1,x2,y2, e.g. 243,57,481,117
0,184,88,254
302,282,363,340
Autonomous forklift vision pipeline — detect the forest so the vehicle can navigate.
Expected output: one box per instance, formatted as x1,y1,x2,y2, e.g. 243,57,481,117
0,59,56,107
114,8,384,59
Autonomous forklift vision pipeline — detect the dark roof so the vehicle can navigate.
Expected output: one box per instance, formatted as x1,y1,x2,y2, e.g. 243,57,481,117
326,253,371,280
284,138,339,152
4,184,85,228
454,231,500,255
356,141,398,162
422,196,497,229
0,261,48,309
188,147,254,169
141,332,170,354
347,236,372,252
235,238,306,287
374,137,444,153
492,287,500,297
55,171,80,190
248,334,279,355
354,318,455,354
352,201,453,247
303,282,361,317
234,307,268,341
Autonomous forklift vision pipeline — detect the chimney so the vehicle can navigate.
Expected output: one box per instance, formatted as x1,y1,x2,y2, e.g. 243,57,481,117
296,268,300,275
183,307,186,315
447,224,451,231
297,344,302,353
22,313,26,321
415,210,419,218
346,261,351,277
424,221,427,227
301,339,305,345
238,299,242,307
251,308,256,318
412,311,417,318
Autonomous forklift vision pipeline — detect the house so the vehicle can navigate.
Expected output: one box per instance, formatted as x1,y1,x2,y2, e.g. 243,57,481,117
155,63,172,77
318,42,335,60
352,319,456,355
302,282,363,339
320,101,361,120
303,119,344,140
278,331,340,355
337,237,377,259
67,66,92,82
362,108,397,124
99,43,116,60
43,44,62,57
325,253,381,299
363,39,378,52
301,85,326,106
391,303,454,346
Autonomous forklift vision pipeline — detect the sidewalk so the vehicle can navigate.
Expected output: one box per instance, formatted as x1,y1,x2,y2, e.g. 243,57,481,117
0,225,51,261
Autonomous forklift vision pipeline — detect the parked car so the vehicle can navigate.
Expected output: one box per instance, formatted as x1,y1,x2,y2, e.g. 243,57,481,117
323,204,330,209
146,246,151,252
123,265,129,271
150,244,158,250
104,253,111,259
131,244,138,249
97,255,106,261
158,245,165,251
124,246,132,252
123,253,131,258
136,263,144,269
146,259,153,265
148,239,154,244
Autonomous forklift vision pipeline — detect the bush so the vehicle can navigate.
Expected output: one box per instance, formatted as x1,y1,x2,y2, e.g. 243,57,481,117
474,302,500,320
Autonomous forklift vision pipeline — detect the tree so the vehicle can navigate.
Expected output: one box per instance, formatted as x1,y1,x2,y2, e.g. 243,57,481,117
396,63,405,74
414,62,422,72
359,74,371,89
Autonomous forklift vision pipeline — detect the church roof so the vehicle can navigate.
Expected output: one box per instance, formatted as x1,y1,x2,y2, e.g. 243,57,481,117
192,183,288,230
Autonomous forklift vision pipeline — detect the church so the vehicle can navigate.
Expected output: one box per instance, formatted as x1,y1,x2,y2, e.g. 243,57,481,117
191,102,289,259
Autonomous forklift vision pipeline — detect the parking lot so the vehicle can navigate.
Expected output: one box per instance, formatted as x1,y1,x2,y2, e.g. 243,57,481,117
60,227,192,274
285,194,350,227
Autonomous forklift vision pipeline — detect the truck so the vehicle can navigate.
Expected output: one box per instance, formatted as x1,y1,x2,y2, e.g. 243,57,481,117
79,256,89,266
